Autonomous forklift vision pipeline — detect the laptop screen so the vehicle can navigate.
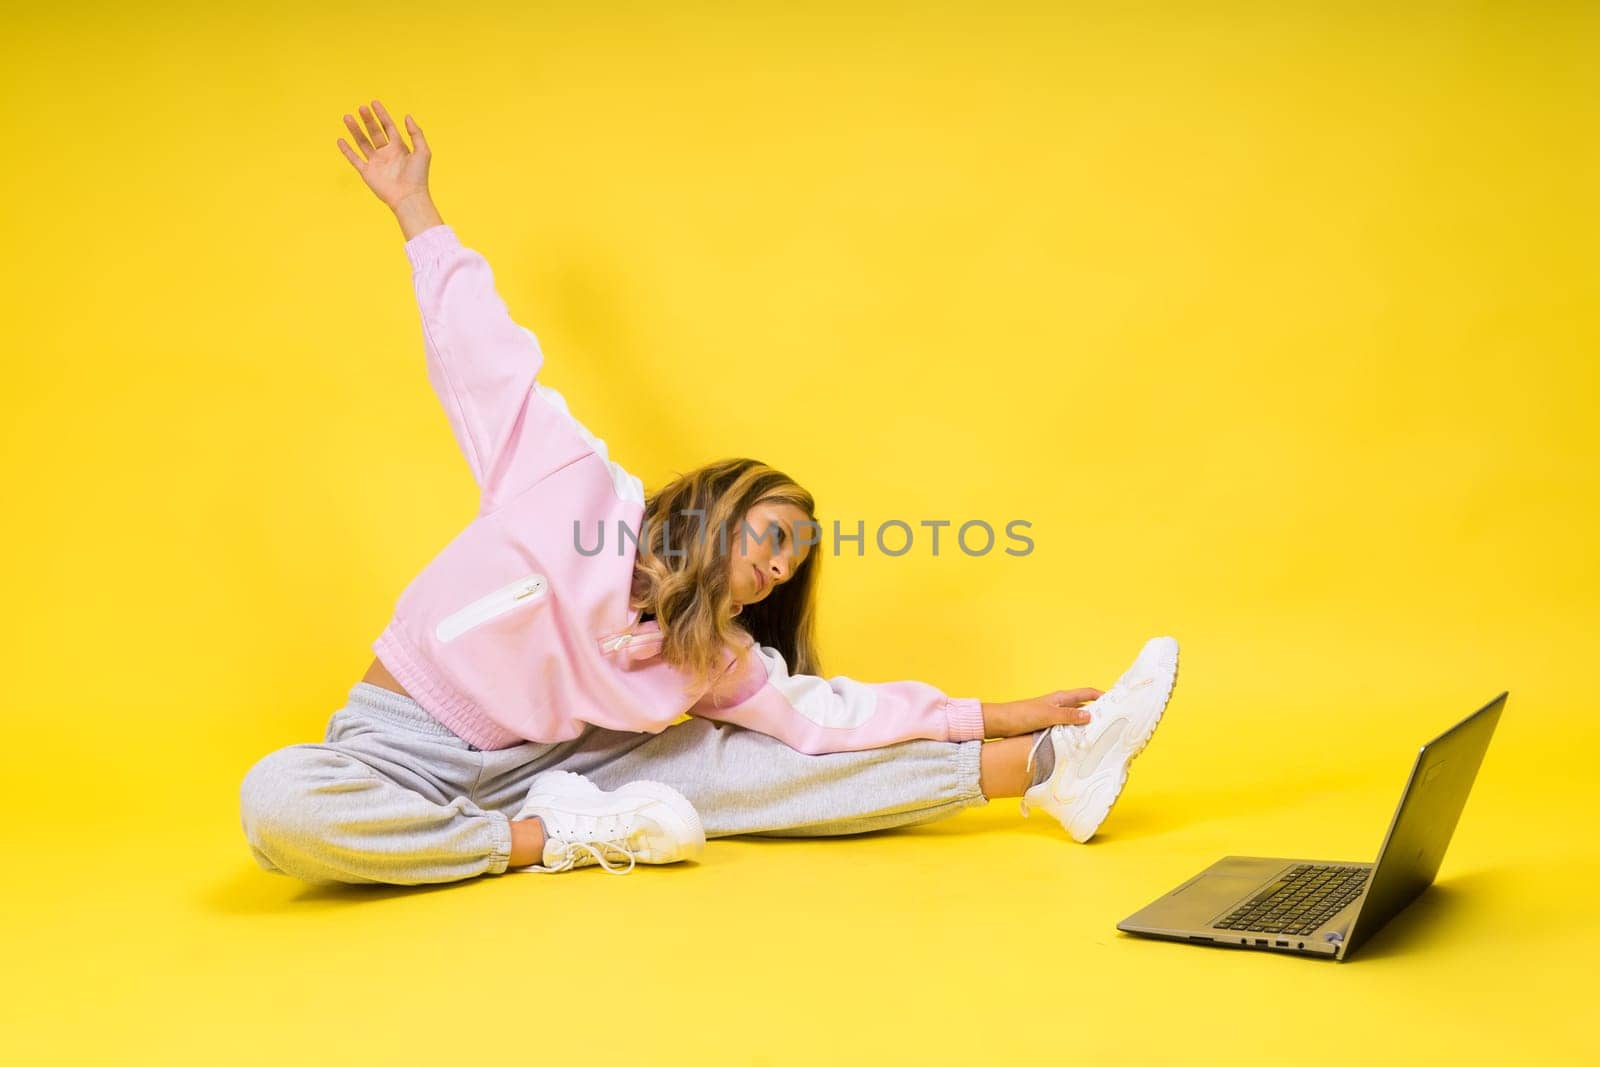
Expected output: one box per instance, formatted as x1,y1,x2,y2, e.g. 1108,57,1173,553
1343,692,1506,954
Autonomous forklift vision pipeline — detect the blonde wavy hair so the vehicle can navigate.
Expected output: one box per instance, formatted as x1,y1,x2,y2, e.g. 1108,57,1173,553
626,457,822,698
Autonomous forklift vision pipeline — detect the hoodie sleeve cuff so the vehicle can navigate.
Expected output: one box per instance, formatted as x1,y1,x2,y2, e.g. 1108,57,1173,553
404,223,460,270
945,697,986,742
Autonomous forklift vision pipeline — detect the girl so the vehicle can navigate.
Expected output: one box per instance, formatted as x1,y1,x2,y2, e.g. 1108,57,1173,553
237,100,1181,885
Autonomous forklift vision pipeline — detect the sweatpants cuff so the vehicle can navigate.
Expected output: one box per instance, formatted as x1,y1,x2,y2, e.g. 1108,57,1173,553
956,739,987,805
485,809,513,875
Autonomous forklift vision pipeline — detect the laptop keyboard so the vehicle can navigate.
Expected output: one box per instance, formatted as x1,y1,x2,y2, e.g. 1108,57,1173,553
1212,864,1370,936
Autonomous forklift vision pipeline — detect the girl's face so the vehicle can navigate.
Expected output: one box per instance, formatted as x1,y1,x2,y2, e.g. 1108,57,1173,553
729,500,813,610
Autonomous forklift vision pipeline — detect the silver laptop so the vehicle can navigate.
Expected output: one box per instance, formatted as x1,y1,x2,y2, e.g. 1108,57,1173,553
1116,691,1507,960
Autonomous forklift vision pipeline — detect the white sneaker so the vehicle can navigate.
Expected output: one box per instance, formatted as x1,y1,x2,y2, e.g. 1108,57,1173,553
510,770,706,874
1020,636,1180,842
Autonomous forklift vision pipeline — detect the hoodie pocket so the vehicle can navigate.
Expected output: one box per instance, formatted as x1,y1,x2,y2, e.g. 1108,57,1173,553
435,572,549,643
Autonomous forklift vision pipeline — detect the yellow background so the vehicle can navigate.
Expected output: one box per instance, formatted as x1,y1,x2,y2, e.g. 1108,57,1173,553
2,2,1595,1063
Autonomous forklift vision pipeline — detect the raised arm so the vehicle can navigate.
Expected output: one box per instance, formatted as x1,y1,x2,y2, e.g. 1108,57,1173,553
336,100,596,512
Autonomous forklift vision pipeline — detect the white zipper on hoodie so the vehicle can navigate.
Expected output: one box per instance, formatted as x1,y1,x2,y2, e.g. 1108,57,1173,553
435,573,548,643
600,629,665,654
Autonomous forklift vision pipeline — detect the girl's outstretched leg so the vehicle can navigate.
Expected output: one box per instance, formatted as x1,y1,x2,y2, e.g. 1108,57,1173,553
526,718,1040,839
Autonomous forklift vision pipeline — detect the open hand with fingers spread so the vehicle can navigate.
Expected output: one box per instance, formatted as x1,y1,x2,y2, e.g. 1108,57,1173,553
336,99,432,210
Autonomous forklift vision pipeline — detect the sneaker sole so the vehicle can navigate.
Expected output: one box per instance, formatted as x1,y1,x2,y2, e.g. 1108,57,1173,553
1118,636,1180,761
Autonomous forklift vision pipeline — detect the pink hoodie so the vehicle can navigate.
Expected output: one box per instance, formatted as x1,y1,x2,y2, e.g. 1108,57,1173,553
370,224,987,754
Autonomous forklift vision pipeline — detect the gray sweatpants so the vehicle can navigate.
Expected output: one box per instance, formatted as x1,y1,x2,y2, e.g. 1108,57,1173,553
239,682,989,885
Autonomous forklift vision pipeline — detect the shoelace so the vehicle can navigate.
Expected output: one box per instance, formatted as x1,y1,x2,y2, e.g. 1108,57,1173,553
547,837,639,875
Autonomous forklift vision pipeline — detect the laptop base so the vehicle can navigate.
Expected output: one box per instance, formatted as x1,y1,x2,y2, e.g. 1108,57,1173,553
1116,855,1374,960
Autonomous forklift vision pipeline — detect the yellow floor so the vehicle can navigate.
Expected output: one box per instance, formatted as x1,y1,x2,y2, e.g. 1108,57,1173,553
6,685,1593,1065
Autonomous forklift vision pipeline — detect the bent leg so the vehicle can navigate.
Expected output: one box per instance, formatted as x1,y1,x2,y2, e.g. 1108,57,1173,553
551,717,988,839
239,743,516,885
237,684,535,886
